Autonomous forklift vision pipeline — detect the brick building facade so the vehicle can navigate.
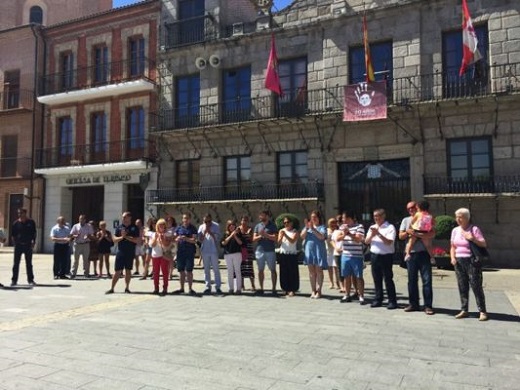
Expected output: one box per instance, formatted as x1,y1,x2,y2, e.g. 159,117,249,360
150,0,520,266
35,0,160,253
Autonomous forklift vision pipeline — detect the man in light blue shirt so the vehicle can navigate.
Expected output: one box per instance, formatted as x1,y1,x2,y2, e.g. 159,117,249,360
253,210,278,295
50,216,71,279
198,214,222,295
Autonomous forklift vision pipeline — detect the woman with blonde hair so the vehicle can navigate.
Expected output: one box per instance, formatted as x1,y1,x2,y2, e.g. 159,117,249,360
150,218,174,295
326,217,342,290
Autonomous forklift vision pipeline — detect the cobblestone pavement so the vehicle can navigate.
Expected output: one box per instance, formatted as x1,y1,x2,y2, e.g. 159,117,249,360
0,251,518,390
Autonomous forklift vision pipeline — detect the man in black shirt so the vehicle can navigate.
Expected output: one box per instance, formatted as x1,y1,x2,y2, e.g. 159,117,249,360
11,208,37,286
106,211,139,294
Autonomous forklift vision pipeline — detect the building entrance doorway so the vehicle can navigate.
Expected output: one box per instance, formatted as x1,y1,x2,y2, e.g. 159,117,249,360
337,158,410,226
72,186,104,224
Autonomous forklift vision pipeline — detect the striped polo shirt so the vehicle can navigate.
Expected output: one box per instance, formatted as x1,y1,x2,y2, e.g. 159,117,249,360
340,223,365,257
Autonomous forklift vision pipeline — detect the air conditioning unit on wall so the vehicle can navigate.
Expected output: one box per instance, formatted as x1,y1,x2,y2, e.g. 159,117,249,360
232,23,244,36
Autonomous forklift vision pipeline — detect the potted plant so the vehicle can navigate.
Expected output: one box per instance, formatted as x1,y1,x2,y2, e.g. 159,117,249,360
432,215,457,269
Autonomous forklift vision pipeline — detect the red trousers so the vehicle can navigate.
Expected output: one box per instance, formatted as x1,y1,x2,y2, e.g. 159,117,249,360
152,256,169,291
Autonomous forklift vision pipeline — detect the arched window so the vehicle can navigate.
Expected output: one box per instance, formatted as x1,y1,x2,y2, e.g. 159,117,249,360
29,6,43,24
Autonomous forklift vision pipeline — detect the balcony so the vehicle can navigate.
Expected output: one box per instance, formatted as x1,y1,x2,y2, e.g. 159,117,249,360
36,139,156,169
0,157,31,179
38,58,156,106
155,62,520,132
147,181,324,204
424,175,520,196
0,89,34,112
162,14,218,49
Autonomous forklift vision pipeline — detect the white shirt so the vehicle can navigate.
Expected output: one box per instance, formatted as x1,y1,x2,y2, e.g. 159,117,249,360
366,221,396,255
279,229,298,254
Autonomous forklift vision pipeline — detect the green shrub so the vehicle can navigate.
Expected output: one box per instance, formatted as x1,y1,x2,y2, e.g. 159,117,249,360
274,213,301,231
435,215,457,240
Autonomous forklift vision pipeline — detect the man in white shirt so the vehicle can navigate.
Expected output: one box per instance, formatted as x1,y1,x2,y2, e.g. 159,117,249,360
70,214,95,278
365,209,397,309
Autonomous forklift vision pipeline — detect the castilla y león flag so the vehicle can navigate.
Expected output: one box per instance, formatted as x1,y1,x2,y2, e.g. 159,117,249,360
343,81,387,122
459,0,482,76
265,33,283,96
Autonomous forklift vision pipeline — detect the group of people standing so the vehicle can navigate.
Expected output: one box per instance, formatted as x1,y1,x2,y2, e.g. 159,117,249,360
3,201,490,321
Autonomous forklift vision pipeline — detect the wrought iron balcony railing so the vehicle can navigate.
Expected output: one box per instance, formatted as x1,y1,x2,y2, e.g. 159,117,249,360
0,157,31,178
147,181,324,204
40,58,156,96
36,139,156,169
0,89,34,111
161,14,218,49
155,62,520,132
424,175,520,195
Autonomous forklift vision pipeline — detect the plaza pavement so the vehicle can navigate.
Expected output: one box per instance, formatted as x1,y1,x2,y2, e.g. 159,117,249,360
0,249,519,390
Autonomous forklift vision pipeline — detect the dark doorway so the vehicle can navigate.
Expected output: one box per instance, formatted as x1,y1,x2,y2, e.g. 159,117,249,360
72,186,104,224
127,184,144,222
338,159,410,226
8,193,24,245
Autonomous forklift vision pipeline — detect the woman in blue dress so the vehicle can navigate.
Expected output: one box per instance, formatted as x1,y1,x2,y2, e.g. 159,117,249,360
301,210,328,299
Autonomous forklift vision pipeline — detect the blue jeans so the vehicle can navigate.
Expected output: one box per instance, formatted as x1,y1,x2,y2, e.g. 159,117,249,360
407,250,433,308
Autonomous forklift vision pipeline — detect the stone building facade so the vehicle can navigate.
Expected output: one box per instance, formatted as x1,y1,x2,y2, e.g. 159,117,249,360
35,0,160,252
148,0,519,266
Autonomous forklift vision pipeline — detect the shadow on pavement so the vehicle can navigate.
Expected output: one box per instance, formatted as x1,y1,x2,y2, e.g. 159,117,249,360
434,307,520,322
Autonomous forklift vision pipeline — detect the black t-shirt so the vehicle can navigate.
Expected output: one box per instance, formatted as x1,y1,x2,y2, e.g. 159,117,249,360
11,218,37,245
222,231,243,254
115,223,139,257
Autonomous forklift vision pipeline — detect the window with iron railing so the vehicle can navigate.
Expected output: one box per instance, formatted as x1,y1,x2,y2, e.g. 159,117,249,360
129,37,145,77
176,74,200,128
91,112,107,154
58,117,73,164
349,41,393,85
1,135,17,177
60,52,74,91
177,0,205,45
93,46,109,84
177,159,200,189
278,151,308,185
222,66,251,123
442,25,489,99
447,137,493,192
277,57,307,118
225,156,251,197
127,107,145,150
3,70,20,109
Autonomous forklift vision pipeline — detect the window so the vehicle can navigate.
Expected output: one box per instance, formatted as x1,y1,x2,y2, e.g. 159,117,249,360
3,70,20,109
222,66,251,123
1,135,18,177
93,46,109,84
176,74,200,128
349,41,393,84
60,52,74,90
225,156,251,186
442,25,489,98
176,159,200,188
177,0,205,45
58,117,73,161
277,57,307,117
129,37,145,77
91,112,107,153
278,151,308,184
29,6,43,24
448,137,492,181
127,107,145,149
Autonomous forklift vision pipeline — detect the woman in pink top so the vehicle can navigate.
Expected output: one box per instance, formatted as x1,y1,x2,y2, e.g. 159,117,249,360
450,208,488,321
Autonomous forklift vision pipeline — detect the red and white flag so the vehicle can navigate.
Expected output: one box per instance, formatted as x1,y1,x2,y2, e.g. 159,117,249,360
459,0,481,76
265,33,283,96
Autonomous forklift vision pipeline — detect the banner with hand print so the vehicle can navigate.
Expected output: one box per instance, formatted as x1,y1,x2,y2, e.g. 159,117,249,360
343,81,387,122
